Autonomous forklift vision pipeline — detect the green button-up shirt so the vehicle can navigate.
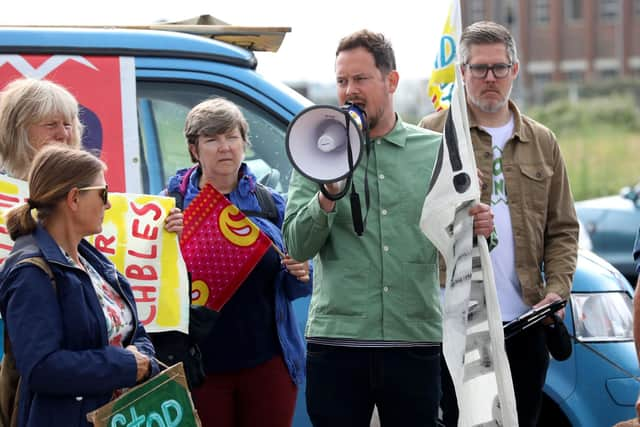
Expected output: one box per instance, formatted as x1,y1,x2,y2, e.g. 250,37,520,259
283,117,443,342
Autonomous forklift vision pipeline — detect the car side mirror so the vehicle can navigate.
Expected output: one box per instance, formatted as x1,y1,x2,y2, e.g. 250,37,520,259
620,186,639,205
259,168,281,190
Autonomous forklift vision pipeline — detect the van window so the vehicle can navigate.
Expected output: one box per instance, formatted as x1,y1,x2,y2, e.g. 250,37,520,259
136,81,291,194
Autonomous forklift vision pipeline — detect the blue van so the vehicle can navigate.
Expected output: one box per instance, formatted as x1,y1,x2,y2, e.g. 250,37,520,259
0,21,313,425
0,22,637,427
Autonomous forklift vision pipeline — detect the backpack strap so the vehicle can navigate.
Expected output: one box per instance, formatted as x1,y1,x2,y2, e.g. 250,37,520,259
168,166,198,211
0,257,56,427
169,189,184,211
16,257,56,290
242,184,279,224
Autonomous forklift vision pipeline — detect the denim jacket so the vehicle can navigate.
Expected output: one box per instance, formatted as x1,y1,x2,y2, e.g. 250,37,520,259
420,101,578,305
167,163,312,385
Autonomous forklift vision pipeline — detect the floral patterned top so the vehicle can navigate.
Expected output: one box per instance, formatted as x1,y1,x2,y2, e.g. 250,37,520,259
62,247,134,346
79,254,134,346
60,247,136,399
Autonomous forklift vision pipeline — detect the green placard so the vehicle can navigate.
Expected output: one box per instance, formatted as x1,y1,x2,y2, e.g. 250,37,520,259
87,363,200,427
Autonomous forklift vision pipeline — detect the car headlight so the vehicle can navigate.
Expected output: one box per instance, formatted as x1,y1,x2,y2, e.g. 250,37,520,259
571,292,633,342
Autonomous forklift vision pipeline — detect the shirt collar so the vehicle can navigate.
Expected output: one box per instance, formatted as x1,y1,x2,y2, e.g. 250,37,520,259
376,113,408,147
190,162,257,197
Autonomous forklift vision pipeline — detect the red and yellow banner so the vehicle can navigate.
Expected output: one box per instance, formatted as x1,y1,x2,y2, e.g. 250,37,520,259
0,54,139,192
180,184,271,311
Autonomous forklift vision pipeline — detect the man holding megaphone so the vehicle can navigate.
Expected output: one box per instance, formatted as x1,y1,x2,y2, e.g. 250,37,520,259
283,29,493,427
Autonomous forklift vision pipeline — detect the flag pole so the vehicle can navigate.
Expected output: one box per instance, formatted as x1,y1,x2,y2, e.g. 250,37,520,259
271,241,286,259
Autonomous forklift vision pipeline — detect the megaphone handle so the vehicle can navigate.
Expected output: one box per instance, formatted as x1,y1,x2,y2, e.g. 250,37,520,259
319,178,351,201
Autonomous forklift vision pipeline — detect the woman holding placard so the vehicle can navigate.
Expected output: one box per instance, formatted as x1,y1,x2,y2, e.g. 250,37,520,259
166,98,311,427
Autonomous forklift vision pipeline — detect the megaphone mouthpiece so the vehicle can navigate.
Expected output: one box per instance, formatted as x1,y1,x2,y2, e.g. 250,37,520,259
344,103,367,132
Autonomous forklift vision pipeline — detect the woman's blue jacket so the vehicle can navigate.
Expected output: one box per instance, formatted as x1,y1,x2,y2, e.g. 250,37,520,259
167,163,312,385
0,225,158,427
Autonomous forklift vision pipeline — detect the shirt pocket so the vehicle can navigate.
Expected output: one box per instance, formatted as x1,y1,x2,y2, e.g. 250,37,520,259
518,163,553,215
312,262,368,317
402,262,439,320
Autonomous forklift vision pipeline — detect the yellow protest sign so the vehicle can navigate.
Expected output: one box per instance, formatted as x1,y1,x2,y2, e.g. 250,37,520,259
90,193,189,333
0,176,28,264
0,176,189,333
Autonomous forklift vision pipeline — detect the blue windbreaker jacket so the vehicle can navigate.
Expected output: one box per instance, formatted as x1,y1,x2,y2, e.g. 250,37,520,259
166,163,312,385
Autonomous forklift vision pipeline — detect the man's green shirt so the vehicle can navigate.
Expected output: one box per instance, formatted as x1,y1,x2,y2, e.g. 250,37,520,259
283,117,443,342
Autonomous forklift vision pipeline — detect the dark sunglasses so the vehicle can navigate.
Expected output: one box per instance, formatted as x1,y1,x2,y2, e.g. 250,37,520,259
78,185,109,204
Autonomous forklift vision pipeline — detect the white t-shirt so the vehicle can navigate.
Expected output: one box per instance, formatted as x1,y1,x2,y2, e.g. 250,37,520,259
482,115,531,321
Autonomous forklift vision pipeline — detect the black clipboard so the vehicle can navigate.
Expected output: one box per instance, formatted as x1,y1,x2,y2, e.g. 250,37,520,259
503,299,567,340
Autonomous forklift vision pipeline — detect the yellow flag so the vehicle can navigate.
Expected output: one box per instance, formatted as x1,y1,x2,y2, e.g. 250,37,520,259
428,2,458,111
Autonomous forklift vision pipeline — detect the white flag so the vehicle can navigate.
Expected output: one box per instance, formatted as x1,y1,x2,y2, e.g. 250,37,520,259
420,1,518,426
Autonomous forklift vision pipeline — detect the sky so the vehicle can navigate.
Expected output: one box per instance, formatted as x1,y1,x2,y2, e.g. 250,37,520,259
0,0,451,85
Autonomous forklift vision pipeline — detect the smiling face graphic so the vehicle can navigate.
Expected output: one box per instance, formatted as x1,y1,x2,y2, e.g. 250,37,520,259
218,205,261,247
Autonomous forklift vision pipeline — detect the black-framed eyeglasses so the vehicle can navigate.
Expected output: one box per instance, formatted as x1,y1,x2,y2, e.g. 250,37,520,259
465,63,513,79
78,185,109,205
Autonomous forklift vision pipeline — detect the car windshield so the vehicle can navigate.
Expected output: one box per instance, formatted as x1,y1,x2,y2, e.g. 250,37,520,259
571,292,633,342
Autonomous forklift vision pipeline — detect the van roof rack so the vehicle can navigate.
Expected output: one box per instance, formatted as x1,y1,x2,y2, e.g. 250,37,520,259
0,14,291,52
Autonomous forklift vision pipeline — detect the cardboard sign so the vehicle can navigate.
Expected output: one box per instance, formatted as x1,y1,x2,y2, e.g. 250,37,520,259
86,362,201,427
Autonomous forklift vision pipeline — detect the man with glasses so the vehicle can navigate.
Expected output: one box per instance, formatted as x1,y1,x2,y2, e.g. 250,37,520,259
420,21,578,426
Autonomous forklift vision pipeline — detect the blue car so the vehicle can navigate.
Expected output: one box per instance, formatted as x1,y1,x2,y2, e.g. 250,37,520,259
0,22,637,427
540,249,638,426
576,187,640,284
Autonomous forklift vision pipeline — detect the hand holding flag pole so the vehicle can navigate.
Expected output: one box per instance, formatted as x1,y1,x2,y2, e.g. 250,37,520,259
420,1,518,425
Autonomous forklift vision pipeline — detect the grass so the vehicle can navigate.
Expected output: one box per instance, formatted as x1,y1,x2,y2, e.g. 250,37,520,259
558,126,640,201
526,95,640,201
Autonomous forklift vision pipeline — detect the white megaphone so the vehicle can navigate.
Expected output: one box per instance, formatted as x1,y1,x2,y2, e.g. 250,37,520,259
285,104,367,189
286,104,368,235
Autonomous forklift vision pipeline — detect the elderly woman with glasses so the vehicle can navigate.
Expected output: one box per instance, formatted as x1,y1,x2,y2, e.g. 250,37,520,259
0,145,158,427
0,78,84,180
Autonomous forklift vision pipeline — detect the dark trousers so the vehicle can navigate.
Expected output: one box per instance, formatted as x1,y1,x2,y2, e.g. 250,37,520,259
305,343,441,427
440,323,549,427
505,323,549,427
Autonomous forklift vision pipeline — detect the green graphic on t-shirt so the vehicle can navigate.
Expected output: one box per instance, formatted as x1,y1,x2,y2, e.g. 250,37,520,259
492,146,507,205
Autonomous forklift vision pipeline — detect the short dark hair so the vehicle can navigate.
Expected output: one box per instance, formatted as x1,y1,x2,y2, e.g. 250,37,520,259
336,29,396,75
183,98,249,163
460,21,519,65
